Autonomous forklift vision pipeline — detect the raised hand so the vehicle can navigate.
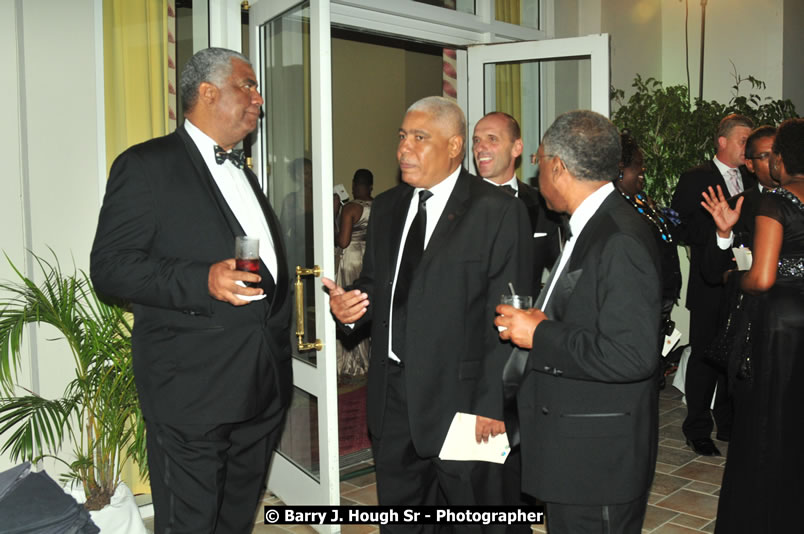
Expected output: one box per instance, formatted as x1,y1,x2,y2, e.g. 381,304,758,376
701,185,743,238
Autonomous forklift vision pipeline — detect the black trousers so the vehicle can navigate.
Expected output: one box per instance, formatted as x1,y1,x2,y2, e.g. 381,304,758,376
145,396,286,534
545,494,648,534
372,362,530,534
682,307,733,440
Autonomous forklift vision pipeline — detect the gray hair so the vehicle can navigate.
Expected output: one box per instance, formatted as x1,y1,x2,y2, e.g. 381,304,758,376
542,110,621,182
180,47,251,113
407,96,467,143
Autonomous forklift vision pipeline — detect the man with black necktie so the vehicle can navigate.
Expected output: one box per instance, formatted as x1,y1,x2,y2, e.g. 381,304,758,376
496,110,661,534
323,97,532,533
670,114,755,457
91,48,292,534
472,112,562,288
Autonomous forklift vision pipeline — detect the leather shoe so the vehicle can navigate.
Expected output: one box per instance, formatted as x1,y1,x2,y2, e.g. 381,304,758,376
686,438,721,456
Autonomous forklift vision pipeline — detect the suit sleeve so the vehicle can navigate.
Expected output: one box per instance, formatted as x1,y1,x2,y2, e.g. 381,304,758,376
529,233,660,383
90,150,214,315
474,198,534,418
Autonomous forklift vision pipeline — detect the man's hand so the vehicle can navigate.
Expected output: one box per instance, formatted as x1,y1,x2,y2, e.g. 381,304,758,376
495,305,546,349
322,277,369,323
208,259,263,305
701,185,743,238
475,416,505,444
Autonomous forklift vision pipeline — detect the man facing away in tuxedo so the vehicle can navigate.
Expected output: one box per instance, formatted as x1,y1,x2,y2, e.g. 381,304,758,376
91,48,292,534
472,112,561,289
670,114,755,457
496,110,661,534
323,96,533,533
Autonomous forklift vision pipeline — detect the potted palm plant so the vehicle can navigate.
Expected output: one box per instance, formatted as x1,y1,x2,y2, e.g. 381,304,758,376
0,252,147,519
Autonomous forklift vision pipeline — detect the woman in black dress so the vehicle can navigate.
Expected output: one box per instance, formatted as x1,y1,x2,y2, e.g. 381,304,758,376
702,118,804,532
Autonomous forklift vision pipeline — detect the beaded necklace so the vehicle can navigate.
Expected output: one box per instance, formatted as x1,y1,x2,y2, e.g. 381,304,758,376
619,190,674,244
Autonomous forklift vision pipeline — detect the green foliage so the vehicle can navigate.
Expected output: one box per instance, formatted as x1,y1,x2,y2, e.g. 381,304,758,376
0,252,146,510
611,73,798,205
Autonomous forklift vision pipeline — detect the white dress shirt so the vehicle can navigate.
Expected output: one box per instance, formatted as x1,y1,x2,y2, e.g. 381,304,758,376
184,120,278,277
483,175,519,196
541,182,615,309
388,166,461,361
713,156,744,198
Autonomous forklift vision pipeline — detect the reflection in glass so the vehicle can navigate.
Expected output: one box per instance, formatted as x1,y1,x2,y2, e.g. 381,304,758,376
277,387,320,480
483,58,591,184
413,0,475,15
261,4,317,365
495,0,540,30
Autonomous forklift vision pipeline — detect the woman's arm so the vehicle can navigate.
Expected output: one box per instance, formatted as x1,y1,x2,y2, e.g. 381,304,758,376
741,215,783,293
337,202,363,249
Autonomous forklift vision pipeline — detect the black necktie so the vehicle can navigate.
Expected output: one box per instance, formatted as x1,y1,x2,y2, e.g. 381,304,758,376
500,184,517,197
214,145,246,169
392,190,433,358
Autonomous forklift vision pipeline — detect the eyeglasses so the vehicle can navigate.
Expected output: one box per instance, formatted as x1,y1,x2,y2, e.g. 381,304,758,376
748,152,770,161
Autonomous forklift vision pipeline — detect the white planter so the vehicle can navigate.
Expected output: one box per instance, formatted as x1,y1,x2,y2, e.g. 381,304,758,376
66,481,147,534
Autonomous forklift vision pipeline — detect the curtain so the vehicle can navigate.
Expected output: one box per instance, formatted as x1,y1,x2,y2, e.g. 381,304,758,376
495,0,523,178
103,0,169,174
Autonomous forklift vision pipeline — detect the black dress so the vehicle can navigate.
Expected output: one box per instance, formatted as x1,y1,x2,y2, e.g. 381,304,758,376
715,188,804,533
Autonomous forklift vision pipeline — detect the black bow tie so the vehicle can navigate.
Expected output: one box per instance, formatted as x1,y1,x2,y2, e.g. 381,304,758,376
214,145,246,169
500,184,517,197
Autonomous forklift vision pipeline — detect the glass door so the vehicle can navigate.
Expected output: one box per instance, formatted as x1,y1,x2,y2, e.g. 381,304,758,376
466,35,610,181
249,0,340,518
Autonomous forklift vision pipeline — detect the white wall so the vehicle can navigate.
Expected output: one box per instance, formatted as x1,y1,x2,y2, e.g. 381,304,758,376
0,0,103,474
661,0,784,105
783,0,804,111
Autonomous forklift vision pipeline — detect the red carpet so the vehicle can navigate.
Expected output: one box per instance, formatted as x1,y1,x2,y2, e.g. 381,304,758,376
337,384,371,456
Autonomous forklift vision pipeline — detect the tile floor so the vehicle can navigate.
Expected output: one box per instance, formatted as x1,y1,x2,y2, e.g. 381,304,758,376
146,379,729,533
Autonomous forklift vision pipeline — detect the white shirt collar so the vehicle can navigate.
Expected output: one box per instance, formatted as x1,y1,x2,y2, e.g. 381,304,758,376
713,156,737,177
483,175,518,192
568,182,615,240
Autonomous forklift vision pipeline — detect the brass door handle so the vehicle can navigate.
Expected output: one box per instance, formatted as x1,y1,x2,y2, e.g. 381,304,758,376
295,265,323,352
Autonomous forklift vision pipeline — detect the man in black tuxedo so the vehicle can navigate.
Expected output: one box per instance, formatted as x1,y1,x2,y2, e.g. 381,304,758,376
91,48,292,534
472,112,561,288
670,114,755,456
701,125,777,283
323,97,532,532
497,110,661,534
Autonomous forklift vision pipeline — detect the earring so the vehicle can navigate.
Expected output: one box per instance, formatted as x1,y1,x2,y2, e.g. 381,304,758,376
617,170,624,181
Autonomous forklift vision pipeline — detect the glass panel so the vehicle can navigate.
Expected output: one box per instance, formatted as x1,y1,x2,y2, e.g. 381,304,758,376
261,3,317,366
413,0,475,15
277,387,320,480
495,0,540,31
481,57,590,184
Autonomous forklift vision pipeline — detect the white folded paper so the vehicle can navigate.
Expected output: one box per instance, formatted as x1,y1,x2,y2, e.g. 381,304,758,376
732,247,753,271
234,280,267,301
533,232,547,238
438,412,510,464
662,327,682,357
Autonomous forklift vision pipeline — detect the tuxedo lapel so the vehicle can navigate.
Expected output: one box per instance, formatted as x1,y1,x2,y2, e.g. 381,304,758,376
421,169,471,264
389,186,415,274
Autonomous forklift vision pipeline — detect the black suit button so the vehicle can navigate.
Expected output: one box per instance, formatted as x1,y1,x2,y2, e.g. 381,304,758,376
541,406,549,415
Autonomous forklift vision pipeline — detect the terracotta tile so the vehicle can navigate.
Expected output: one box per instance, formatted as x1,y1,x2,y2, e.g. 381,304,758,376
695,454,726,467
659,407,688,425
701,519,716,532
659,398,681,413
648,491,666,504
642,504,678,530
286,526,319,533
669,512,711,529
685,481,720,495
657,445,698,467
340,525,379,534
651,523,706,533
651,472,692,495
655,461,678,474
341,481,358,492
670,461,724,486
344,472,377,488
342,483,379,505
658,422,685,440
655,489,719,520
660,438,688,449
340,496,360,506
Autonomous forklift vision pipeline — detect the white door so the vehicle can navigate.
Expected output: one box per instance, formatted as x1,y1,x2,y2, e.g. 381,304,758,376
466,35,610,179
248,0,341,522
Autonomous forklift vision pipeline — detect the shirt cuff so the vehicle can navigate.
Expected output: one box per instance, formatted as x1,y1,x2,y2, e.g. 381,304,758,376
716,231,734,250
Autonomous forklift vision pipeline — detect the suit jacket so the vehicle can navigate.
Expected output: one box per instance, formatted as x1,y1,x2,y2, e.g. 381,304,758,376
90,127,292,425
514,191,661,505
517,179,561,288
352,169,533,458
670,161,756,315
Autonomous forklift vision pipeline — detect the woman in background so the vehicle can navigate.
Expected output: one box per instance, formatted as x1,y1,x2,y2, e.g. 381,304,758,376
335,169,374,380
702,118,804,533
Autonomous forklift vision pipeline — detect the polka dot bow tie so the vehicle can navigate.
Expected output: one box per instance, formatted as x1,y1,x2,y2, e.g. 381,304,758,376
214,145,246,169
